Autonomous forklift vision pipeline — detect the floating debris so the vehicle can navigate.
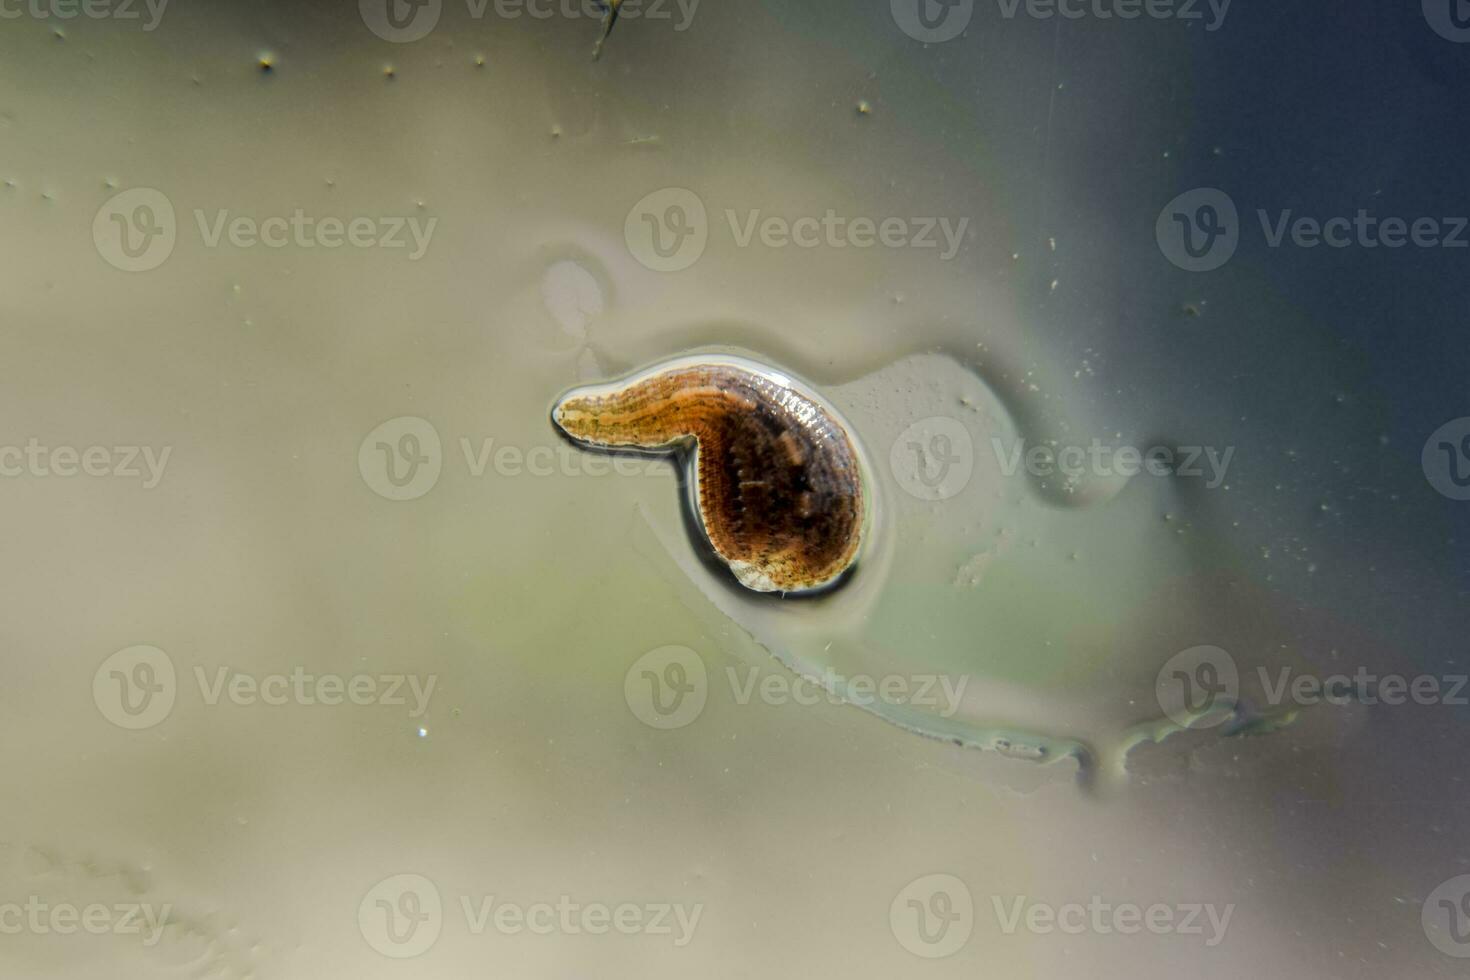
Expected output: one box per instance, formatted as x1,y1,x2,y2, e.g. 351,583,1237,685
592,0,623,60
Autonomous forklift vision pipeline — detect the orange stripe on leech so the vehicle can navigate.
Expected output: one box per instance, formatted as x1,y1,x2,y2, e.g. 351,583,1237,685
583,389,750,447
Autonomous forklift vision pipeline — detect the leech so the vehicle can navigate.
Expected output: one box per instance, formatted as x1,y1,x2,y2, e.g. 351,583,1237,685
552,357,866,594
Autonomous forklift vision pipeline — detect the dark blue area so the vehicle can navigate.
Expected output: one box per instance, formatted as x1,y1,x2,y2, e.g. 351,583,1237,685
1183,2,1470,516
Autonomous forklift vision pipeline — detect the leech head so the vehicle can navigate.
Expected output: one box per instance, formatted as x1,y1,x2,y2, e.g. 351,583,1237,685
551,356,867,595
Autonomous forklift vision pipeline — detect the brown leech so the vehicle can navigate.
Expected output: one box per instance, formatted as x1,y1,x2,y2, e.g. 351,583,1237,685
552,356,866,594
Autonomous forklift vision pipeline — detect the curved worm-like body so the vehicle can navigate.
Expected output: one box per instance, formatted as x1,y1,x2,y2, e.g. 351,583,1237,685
551,356,867,594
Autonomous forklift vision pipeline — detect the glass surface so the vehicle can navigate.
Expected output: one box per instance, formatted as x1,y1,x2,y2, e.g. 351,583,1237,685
1,2,1467,977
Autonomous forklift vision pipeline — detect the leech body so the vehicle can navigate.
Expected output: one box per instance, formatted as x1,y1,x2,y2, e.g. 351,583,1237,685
552,357,866,594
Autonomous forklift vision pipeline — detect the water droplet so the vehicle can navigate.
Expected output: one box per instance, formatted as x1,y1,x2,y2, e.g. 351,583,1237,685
541,259,604,341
